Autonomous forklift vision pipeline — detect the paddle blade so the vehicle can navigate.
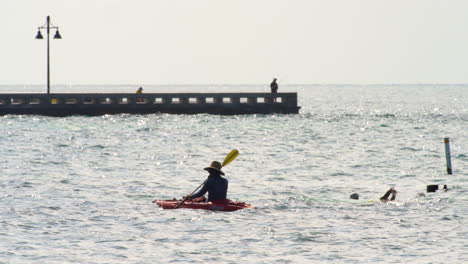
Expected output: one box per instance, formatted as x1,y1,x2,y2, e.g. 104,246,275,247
222,149,239,167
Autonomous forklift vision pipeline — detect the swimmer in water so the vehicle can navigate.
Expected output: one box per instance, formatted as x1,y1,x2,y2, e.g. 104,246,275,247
380,187,397,202
349,188,397,202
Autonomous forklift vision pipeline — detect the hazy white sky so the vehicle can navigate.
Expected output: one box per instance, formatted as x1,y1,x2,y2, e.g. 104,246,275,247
1,0,468,85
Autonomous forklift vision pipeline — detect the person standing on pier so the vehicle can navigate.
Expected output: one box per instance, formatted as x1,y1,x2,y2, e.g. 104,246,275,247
270,78,278,94
136,87,144,102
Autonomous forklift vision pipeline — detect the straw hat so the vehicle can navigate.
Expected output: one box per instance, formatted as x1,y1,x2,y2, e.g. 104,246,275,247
204,161,224,175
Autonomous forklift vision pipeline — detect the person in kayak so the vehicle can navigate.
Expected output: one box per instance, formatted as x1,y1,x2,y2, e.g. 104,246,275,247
184,161,228,203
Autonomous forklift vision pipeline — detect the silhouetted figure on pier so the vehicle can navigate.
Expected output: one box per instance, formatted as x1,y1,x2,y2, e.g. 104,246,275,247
270,78,278,93
136,87,144,102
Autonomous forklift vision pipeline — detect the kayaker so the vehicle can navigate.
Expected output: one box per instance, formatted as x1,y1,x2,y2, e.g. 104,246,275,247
380,187,397,202
184,161,228,202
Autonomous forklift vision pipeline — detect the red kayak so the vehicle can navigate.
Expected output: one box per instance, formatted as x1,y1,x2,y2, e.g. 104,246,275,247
153,199,254,212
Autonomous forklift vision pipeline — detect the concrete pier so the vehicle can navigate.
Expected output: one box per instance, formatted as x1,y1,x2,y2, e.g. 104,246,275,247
0,92,300,116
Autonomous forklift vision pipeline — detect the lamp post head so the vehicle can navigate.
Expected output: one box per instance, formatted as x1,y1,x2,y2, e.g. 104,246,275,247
53,29,62,39
35,30,44,39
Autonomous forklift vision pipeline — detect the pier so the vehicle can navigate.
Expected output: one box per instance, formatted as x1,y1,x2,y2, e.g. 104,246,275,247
0,92,300,116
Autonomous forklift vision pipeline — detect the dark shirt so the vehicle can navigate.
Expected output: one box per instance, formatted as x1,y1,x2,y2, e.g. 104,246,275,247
190,173,228,202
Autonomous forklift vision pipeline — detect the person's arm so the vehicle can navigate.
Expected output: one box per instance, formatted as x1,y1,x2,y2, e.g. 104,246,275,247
188,178,211,199
380,188,393,202
390,189,397,201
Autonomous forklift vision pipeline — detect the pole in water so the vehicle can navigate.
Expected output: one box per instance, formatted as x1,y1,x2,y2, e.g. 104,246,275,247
444,137,452,175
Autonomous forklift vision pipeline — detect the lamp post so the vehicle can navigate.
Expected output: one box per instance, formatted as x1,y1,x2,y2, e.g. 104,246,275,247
35,16,62,96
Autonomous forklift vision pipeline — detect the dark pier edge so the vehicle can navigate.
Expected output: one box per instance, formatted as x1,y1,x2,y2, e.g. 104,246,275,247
0,92,300,116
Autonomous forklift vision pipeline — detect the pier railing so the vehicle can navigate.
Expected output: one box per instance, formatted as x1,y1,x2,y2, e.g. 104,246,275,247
0,93,300,116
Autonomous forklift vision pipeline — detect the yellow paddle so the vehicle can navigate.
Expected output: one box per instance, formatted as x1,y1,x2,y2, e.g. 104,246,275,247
175,149,239,209
221,149,239,167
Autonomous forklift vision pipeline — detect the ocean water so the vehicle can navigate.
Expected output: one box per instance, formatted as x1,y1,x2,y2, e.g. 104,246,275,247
0,84,467,264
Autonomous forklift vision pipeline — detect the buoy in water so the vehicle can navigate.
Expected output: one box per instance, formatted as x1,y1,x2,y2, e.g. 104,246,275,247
426,184,447,193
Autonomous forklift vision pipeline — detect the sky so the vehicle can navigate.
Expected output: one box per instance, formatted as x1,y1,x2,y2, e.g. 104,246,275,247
1,0,468,85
